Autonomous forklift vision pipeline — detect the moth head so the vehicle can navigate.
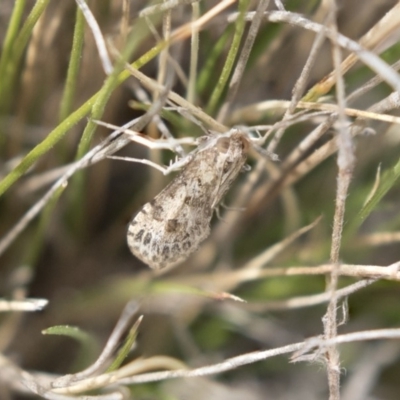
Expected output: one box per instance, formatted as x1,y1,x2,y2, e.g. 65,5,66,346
216,133,249,152
216,136,231,153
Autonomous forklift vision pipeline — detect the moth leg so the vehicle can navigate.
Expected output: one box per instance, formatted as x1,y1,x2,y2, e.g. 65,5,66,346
94,120,196,150
108,155,169,174
108,153,194,176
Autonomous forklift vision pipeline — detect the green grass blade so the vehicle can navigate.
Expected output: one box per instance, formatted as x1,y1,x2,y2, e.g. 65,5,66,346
106,317,142,372
197,25,234,97
0,0,51,113
357,157,400,224
206,0,250,115
0,93,96,198
43,325,99,369
58,6,85,123
0,0,26,88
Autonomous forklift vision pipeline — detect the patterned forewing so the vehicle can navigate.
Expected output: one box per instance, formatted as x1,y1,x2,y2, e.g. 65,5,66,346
127,131,249,270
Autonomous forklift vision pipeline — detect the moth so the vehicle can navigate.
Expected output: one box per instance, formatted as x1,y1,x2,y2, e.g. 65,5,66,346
127,130,250,270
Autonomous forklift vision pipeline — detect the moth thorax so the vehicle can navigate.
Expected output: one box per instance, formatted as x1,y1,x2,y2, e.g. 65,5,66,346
216,137,231,153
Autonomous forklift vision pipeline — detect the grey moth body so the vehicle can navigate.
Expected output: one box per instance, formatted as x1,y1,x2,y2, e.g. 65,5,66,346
127,131,249,270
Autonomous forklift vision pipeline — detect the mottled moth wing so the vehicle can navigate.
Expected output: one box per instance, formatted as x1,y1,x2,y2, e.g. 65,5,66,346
127,131,249,270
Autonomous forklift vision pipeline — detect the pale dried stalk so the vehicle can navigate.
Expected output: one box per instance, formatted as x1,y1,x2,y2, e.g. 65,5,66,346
324,5,352,398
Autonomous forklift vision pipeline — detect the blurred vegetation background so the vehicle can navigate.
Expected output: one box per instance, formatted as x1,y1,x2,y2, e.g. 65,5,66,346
1,0,400,399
